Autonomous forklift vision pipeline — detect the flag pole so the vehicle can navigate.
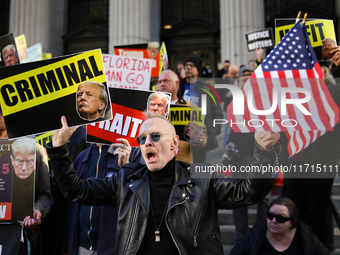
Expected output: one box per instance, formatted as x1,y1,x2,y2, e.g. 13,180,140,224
295,11,301,24
302,13,308,24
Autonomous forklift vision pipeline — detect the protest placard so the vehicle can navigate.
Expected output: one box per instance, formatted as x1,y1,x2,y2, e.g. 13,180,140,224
87,88,170,146
15,34,28,63
102,54,151,90
42,53,52,60
0,33,19,67
245,28,274,52
0,137,35,223
159,42,168,75
114,42,160,78
275,19,336,60
26,42,43,62
36,131,54,147
0,224,22,255
0,49,112,138
169,105,204,144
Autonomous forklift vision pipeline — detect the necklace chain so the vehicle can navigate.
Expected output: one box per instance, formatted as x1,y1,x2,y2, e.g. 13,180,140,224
149,197,170,242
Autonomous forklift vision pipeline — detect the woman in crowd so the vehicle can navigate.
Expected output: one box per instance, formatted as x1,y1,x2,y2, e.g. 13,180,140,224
230,196,329,255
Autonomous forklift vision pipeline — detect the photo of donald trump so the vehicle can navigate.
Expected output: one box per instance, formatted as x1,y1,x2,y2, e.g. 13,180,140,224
76,81,108,121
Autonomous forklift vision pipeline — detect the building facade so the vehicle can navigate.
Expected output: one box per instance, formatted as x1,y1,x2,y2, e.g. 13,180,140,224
2,0,340,76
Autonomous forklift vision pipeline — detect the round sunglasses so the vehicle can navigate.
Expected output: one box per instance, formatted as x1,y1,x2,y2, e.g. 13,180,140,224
136,132,172,145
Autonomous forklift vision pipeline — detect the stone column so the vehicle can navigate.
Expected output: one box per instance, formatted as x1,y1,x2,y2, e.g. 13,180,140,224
9,0,65,57
109,0,152,54
220,0,265,67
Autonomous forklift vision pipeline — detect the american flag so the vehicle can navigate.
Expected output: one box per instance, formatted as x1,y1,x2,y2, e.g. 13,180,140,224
227,22,339,157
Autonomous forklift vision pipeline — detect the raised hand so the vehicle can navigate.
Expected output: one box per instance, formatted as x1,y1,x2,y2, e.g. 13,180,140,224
53,116,77,147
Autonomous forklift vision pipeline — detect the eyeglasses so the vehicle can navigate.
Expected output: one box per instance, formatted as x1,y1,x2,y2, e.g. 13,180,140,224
136,132,172,145
267,211,291,223
185,63,196,69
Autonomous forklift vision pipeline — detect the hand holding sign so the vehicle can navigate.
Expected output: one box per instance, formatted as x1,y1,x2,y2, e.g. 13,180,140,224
53,116,77,147
22,209,42,228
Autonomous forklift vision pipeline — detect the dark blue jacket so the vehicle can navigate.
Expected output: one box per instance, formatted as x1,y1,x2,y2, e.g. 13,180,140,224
62,144,143,255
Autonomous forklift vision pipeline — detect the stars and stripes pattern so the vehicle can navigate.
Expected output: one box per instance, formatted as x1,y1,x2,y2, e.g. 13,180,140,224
227,22,339,157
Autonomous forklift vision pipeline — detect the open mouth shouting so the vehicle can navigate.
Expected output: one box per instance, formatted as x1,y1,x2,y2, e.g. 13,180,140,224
146,149,157,163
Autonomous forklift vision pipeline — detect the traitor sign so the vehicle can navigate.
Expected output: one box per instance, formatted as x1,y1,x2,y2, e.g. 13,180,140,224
0,49,112,138
245,28,274,52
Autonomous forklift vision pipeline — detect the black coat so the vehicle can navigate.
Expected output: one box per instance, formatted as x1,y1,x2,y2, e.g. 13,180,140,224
47,142,279,255
230,221,330,255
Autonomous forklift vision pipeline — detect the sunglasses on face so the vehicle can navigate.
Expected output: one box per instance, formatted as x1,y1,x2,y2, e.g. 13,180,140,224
267,211,291,223
136,132,172,145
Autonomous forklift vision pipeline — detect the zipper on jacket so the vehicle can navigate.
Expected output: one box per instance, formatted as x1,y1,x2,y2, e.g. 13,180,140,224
165,199,186,255
87,206,94,250
193,205,205,247
86,146,102,250
123,199,139,255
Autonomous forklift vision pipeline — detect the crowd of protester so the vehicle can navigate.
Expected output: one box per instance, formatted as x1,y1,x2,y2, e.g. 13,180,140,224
2,38,340,255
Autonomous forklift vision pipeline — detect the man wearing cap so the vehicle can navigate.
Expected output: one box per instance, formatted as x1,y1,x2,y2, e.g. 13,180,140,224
178,56,223,161
179,56,203,105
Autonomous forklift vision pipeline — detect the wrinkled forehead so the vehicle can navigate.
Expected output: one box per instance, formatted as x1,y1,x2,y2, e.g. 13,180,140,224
159,71,173,81
4,48,14,54
78,83,100,92
150,97,166,105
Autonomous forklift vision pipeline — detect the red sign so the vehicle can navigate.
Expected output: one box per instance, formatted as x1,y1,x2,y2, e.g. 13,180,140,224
0,203,12,220
87,103,146,146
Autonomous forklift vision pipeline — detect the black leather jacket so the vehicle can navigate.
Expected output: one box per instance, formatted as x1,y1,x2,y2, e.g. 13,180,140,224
47,142,279,255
